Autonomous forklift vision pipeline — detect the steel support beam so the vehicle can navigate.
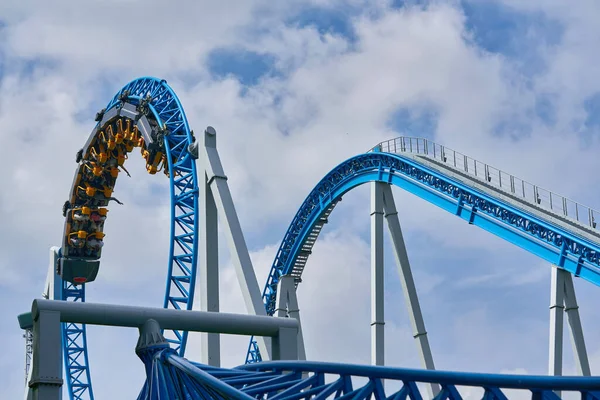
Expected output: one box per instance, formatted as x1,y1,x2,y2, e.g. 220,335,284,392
30,308,63,400
31,299,298,339
549,265,565,386
199,131,220,367
371,182,385,366
549,265,591,388
199,127,272,361
563,272,591,376
25,247,64,400
275,275,306,360
380,184,439,398
27,299,299,398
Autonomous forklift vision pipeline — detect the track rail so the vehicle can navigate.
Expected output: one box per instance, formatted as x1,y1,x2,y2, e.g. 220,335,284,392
139,351,600,399
374,136,600,238
246,144,600,363
59,77,199,400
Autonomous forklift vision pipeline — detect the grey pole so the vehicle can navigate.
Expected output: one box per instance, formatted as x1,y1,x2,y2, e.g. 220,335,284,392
275,275,307,360
30,308,63,400
31,299,297,337
381,184,439,398
563,272,591,376
371,182,385,367
199,127,221,367
549,265,566,398
200,127,273,360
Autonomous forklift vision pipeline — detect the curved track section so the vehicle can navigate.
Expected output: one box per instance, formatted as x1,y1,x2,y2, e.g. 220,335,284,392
246,148,600,363
136,348,600,399
59,77,199,399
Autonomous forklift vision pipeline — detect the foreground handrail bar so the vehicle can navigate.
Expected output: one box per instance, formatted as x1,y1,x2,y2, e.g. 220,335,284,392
31,299,298,336
238,361,600,391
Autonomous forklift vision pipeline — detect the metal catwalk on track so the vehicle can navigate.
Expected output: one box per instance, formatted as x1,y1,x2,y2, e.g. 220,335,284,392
18,77,600,400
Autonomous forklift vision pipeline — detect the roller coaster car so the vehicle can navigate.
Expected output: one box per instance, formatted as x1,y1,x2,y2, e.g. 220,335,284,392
59,257,100,285
60,206,107,285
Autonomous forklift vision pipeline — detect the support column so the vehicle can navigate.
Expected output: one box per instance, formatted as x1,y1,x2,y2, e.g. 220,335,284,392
200,126,272,361
561,269,591,376
275,275,307,360
199,133,220,366
26,247,63,400
30,309,63,400
380,184,439,398
371,182,385,366
549,265,565,383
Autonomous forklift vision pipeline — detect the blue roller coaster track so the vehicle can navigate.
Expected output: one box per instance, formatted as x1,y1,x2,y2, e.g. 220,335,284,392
60,77,199,400
136,337,600,399
245,138,600,363
48,76,600,399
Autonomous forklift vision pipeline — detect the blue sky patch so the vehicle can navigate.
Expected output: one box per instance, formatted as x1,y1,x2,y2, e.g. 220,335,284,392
206,48,277,87
461,1,563,77
492,118,532,142
9,57,60,81
584,92,600,130
386,106,438,139
534,93,558,127
285,5,358,43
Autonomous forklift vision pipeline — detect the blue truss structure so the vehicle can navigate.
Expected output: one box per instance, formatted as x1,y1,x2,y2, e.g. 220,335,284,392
136,346,600,399
246,149,600,363
61,77,199,400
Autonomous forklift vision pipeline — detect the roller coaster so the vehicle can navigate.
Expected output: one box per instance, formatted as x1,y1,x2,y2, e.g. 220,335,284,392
19,77,600,399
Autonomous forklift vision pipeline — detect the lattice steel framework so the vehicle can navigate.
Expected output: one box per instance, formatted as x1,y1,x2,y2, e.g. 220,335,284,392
61,77,199,400
246,150,600,363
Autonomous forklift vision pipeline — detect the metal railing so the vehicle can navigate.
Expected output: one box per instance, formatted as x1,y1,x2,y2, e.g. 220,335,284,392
371,137,598,230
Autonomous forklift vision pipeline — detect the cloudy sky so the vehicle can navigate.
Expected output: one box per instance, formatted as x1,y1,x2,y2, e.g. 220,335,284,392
1,0,600,398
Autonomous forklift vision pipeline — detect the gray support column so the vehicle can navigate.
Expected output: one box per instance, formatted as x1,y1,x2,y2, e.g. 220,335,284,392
275,275,307,360
549,265,565,385
26,247,63,400
272,326,299,361
199,127,271,360
30,309,63,400
371,182,385,366
380,184,439,398
562,271,591,376
199,134,220,366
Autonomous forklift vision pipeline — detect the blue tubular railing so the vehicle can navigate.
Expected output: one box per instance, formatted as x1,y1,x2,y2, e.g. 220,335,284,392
141,355,600,399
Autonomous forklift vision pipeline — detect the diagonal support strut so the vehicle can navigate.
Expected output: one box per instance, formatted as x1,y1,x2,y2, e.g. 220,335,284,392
549,264,591,393
274,274,306,361
380,184,440,398
198,126,272,361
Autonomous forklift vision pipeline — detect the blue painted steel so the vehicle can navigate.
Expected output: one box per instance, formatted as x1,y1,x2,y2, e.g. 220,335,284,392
61,282,93,400
247,151,600,363
62,77,199,400
138,351,600,399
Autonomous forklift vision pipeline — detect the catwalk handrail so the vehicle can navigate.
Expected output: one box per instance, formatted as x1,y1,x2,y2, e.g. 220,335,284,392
371,137,598,231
